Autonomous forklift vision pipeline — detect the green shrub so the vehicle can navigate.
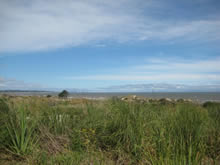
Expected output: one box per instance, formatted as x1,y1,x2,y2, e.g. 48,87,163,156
58,90,69,98
6,107,37,156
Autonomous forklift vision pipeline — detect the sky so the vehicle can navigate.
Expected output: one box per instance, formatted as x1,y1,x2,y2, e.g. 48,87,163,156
0,0,220,92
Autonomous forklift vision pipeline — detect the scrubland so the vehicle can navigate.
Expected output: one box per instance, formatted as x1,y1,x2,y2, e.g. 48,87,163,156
0,95,220,165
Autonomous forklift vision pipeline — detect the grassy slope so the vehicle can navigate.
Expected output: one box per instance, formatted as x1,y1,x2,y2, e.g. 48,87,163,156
0,96,220,165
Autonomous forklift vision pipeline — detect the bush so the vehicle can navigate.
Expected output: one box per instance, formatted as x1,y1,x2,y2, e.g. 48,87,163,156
6,107,37,156
58,90,69,98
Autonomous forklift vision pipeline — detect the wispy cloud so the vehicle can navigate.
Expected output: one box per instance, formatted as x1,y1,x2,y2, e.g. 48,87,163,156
0,77,45,90
139,20,220,42
67,74,220,81
135,57,220,73
101,83,220,92
66,57,220,83
1,75,220,92
0,0,145,52
0,76,90,92
0,0,220,52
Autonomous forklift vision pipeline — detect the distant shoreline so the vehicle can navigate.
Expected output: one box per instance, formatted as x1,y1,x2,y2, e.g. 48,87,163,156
1,91,220,103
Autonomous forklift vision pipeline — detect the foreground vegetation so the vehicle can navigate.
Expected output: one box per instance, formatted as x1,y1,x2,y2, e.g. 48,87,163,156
0,95,220,165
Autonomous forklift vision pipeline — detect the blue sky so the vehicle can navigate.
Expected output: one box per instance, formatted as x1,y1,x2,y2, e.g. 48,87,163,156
0,0,220,92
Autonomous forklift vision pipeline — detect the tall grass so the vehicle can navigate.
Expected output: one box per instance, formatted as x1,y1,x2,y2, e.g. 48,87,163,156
0,98,10,149
146,103,208,164
99,101,146,159
0,96,220,164
203,102,220,162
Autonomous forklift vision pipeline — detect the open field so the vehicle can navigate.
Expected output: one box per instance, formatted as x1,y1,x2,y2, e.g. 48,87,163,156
0,95,220,165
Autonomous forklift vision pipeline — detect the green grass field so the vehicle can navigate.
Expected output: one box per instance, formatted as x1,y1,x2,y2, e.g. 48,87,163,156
0,95,220,164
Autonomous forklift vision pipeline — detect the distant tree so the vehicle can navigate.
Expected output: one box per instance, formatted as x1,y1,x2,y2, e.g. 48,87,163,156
58,90,69,98
46,94,52,98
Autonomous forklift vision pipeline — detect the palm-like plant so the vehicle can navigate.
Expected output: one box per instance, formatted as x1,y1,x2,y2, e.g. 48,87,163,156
6,108,37,156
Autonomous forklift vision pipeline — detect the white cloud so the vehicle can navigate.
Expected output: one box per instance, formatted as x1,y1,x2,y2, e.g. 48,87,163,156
102,83,220,92
0,0,145,52
0,0,220,52
0,77,45,90
67,74,220,81
66,57,220,82
1,75,220,92
135,58,220,73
